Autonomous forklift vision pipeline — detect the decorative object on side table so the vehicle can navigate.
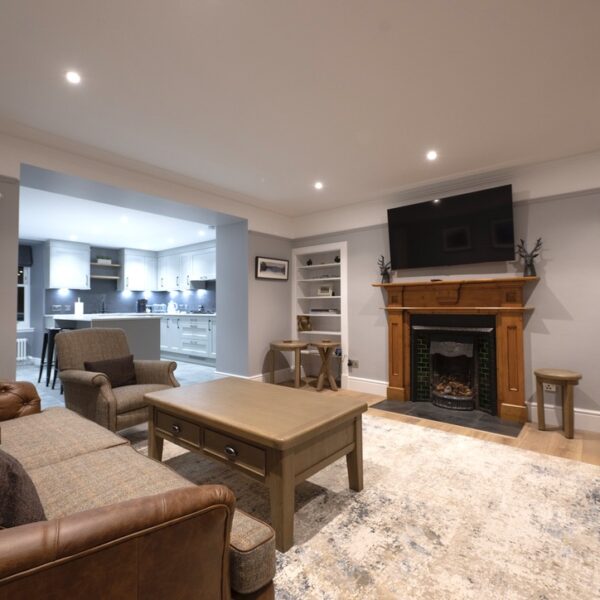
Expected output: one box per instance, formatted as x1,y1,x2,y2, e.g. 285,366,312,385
377,255,392,283
255,256,289,280
297,315,312,331
516,238,542,277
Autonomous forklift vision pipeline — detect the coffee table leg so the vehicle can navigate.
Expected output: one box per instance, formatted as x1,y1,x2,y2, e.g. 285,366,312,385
269,451,295,552
346,416,363,492
148,411,164,461
294,348,301,388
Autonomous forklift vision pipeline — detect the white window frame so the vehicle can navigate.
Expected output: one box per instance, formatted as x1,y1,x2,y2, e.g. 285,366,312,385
17,266,32,331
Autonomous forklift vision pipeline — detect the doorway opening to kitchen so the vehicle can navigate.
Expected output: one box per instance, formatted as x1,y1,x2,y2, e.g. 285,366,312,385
15,164,246,408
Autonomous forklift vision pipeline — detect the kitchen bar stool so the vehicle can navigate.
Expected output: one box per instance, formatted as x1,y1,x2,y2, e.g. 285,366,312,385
37,327,61,387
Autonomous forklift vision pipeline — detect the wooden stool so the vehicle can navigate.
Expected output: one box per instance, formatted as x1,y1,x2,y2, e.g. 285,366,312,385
270,340,308,388
534,369,582,439
311,340,339,392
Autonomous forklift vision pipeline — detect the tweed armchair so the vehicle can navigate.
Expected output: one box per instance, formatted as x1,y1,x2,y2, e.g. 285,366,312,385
55,328,179,432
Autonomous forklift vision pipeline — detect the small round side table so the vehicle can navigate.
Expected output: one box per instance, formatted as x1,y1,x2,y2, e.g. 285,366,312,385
311,340,339,392
270,340,308,388
534,369,582,439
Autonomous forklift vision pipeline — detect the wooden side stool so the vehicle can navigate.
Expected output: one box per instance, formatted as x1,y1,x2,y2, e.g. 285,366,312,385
270,340,308,388
534,369,582,439
311,340,339,392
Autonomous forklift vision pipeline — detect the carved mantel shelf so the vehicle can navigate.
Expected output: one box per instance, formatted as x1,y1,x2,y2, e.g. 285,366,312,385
373,276,538,423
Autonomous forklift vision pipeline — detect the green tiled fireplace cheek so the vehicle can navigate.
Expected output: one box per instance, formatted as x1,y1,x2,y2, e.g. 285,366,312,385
414,334,432,402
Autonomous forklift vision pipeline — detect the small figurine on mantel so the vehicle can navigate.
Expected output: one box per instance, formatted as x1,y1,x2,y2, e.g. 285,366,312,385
516,238,542,277
377,255,392,283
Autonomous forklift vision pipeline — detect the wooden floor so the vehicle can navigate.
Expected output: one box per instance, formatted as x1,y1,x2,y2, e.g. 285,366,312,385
281,379,600,467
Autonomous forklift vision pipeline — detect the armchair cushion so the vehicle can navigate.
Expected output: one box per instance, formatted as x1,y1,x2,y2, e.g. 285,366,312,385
84,354,137,388
0,449,46,528
112,383,171,414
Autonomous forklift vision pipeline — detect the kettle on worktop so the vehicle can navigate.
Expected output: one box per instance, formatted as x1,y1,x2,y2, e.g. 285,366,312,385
167,300,178,314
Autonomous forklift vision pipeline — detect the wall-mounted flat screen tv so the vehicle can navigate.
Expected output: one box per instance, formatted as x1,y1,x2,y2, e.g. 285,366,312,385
387,185,514,269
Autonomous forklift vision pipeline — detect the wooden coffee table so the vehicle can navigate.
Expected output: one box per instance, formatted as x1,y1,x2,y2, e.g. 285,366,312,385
145,377,367,551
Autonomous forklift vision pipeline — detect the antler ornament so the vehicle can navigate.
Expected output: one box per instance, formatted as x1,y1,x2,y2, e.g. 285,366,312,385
516,238,542,277
378,255,392,283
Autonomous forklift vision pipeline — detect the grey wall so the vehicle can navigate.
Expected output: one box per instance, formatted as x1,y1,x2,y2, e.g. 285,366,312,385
248,232,293,376
295,193,600,418
216,221,249,376
0,177,19,379
18,242,46,359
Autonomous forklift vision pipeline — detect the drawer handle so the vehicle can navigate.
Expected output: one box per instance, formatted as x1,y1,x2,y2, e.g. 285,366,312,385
171,424,181,434
224,445,238,458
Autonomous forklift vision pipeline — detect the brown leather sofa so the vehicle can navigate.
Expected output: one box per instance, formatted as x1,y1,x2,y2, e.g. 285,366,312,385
0,381,276,599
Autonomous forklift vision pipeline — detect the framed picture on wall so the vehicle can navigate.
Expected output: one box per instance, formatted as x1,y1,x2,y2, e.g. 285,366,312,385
255,256,289,281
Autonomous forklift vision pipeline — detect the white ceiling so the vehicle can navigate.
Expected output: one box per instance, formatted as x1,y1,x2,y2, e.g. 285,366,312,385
1,1,600,217
19,187,216,250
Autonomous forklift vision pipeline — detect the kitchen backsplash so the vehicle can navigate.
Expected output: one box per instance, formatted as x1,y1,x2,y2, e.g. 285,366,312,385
46,278,216,314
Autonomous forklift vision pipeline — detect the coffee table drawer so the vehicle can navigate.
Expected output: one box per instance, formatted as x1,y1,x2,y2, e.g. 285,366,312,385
155,411,200,447
204,429,265,477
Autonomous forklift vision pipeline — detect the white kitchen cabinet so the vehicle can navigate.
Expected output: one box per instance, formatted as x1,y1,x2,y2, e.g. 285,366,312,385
157,254,180,291
160,315,216,359
46,240,91,290
179,253,193,290
119,249,157,291
191,247,216,280
160,316,182,353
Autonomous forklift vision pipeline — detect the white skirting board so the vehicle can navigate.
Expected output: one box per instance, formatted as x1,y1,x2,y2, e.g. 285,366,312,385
346,376,387,397
216,368,293,384
527,402,600,433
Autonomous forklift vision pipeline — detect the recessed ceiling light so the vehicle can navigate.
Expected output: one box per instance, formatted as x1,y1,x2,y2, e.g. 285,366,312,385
65,71,82,85
69,234,78,241
314,181,324,190
167,237,175,244
198,230,205,236
426,150,438,161
120,216,129,224
433,198,440,204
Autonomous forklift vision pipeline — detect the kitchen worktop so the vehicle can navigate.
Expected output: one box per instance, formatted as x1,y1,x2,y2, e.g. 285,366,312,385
47,312,216,320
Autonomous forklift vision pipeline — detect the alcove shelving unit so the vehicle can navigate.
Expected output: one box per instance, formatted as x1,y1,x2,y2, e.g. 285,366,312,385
291,241,348,388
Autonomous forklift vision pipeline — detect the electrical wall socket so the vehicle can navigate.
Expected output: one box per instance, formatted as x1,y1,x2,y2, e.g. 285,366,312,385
543,383,557,392
348,359,359,368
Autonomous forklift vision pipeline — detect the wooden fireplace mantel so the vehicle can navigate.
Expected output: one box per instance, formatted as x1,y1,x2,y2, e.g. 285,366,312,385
373,276,538,423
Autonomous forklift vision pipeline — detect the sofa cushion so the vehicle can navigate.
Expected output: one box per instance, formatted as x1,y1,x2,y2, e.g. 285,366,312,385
29,445,194,519
0,408,128,470
84,354,136,388
0,448,46,527
229,510,277,594
113,383,171,414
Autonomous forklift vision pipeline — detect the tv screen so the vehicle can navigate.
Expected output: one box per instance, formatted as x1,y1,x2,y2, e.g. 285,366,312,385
387,185,514,270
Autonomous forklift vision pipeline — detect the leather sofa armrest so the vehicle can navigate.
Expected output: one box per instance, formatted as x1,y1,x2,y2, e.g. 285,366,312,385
0,381,41,422
58,369,110,388
0,485,236,598
134,360,179,387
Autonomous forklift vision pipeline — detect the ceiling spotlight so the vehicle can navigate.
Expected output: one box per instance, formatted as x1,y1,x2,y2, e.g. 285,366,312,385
426,150,438,161
314,181,324,190
198,230,205,236
65,71,82,85
433,198,440,204
120,216,129,224
69,234,78,241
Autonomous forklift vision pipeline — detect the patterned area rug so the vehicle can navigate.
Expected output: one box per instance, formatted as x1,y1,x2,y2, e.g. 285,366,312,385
130,415,600,599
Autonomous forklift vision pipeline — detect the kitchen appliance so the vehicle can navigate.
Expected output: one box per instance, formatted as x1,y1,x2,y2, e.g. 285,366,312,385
136,299,148,313
152,303,167,314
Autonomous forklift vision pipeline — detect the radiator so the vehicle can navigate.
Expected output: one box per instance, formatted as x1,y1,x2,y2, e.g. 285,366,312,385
16,338,27,361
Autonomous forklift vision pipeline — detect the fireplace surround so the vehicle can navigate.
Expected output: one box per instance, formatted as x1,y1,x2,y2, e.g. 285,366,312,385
374,277,537,423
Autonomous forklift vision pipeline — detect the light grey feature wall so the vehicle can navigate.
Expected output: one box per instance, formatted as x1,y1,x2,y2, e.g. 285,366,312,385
294,225,390,383
216,221,249,376
248,232,293,377
0,177,19,379
294,193,600,421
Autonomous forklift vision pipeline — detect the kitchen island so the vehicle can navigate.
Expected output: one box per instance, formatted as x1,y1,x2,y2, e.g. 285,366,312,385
49,314,161,360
